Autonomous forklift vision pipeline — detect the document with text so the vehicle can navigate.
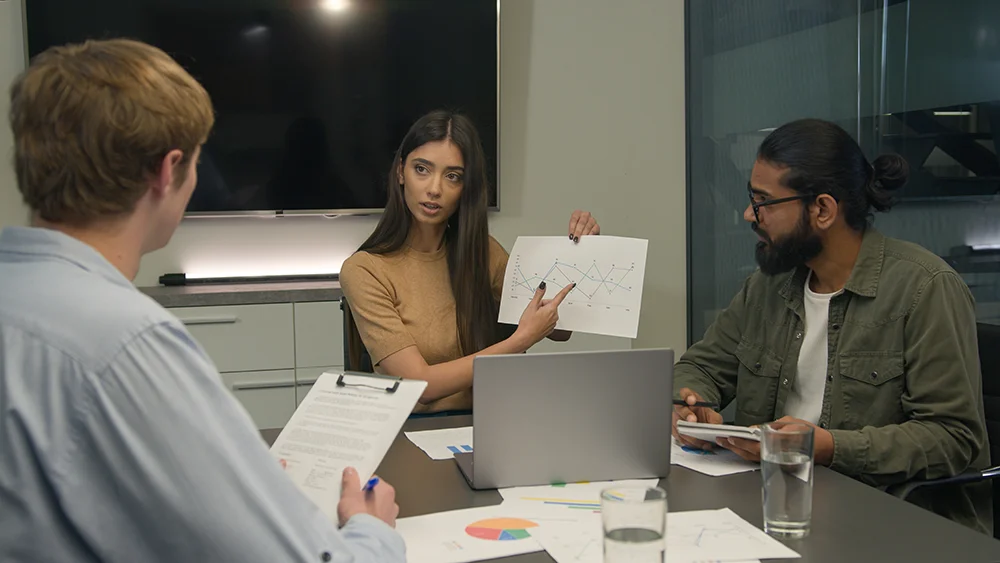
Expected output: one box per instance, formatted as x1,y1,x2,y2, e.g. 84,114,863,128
270,371,426,523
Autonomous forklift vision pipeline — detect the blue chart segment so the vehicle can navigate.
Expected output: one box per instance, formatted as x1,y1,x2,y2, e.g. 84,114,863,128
498,236,648,339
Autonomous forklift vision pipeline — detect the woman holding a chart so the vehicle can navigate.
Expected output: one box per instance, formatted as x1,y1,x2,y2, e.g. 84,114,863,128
340,110,599,413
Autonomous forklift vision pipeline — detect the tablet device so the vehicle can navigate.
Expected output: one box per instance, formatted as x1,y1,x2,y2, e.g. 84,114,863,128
676,420,761,442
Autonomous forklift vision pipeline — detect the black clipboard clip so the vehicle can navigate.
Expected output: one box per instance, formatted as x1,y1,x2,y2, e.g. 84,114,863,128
336,372,401,393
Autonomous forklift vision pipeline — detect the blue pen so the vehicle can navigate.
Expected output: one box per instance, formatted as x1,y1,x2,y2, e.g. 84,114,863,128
363,476,379,492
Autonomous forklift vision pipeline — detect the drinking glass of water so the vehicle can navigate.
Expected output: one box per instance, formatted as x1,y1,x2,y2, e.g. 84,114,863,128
601,486,666,563
761,421,814,538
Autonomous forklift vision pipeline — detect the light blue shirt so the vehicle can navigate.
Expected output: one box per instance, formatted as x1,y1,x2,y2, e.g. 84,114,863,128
0,227,405,563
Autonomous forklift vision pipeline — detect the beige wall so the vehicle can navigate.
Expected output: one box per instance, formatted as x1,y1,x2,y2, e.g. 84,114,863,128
5,0,687,352
488,0,686,352
0,0,27,228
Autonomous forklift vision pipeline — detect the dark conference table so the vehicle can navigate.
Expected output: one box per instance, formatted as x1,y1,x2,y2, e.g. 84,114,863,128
263,415,1000,563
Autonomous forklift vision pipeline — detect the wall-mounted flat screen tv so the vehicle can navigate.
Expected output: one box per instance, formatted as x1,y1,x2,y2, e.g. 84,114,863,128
26,0,500,215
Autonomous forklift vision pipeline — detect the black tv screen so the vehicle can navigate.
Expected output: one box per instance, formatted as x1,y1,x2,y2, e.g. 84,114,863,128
25,0,500,215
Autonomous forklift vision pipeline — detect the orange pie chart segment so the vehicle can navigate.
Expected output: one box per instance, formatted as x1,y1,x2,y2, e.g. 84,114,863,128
465,518,538,541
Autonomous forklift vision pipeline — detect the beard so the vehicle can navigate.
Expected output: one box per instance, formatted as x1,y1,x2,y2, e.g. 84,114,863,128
753,208,823,276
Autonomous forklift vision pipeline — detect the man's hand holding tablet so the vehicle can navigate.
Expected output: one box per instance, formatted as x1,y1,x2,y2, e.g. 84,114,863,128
671,387,725,450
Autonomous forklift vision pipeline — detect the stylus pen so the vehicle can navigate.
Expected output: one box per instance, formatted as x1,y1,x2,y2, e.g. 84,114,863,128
672,400,719,409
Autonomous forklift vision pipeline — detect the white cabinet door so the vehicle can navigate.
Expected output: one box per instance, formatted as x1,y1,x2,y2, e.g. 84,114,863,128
294,366,343,405
170,304,295,373
294,301,344,368
220,369,297,430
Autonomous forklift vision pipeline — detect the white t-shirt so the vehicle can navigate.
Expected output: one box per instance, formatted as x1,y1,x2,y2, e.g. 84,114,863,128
784,272,844,424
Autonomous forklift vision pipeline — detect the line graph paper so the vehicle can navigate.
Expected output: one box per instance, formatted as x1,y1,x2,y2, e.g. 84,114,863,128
498,236,648,339
528,508,795,563
510,260,635,305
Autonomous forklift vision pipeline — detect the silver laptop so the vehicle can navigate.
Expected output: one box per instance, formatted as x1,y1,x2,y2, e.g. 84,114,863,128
455,348,673,490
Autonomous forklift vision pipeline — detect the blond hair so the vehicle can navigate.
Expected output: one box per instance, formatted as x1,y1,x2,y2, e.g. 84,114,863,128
9,39,215,224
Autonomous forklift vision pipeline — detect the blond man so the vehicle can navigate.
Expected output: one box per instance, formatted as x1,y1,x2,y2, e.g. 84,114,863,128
0,39,404,562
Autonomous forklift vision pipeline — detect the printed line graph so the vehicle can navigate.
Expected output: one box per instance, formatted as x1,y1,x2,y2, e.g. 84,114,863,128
511,259,636,306
662,508,799,561
529,508,797,563
498,236,648,339
668,520,750,549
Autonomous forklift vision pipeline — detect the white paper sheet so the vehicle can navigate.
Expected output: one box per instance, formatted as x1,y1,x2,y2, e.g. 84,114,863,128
498,479,661,513
404,426,474,460
528,514,604,563
531,508,795,563
395,504,585,563
269,372,426,523
671,437,759,477
665,508,799,562
497,236,649,338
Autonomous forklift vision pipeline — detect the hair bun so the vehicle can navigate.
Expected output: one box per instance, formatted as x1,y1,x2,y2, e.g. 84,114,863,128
866,154,909,211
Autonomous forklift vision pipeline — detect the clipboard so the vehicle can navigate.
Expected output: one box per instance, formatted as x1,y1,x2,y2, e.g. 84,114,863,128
269,370,427,524
335,371,403,393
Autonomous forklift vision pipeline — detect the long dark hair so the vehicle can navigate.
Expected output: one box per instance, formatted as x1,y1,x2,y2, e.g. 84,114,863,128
757,118,909,231
348,110,497,366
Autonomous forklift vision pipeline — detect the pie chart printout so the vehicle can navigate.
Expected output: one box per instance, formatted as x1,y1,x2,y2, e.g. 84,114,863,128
465,518,539,541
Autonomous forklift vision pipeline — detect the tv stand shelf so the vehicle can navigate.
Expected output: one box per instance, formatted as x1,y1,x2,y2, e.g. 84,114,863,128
139,280,341,308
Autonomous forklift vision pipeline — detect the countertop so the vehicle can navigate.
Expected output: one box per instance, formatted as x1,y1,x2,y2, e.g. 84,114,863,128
139,280,342,308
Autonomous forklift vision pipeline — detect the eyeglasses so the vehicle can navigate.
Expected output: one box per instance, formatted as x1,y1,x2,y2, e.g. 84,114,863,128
747,182,815,224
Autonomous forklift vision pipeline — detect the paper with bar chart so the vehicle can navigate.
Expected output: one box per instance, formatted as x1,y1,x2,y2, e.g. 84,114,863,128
498,479,659,513
405,426,474,460
498,236,648,339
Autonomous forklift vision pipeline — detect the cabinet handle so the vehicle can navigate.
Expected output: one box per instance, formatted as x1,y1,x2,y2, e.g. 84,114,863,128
232,381,296,391
180,316,239,326
295,378,319,386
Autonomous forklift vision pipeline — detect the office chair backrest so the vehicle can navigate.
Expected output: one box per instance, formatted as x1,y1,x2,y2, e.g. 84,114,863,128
341,296,374,373
977,322,1000,537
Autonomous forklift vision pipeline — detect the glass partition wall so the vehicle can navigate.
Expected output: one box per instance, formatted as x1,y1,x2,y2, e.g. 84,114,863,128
687,0,1000,342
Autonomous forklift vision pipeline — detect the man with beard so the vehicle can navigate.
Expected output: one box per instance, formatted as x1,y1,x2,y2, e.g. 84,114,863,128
672,118,991,534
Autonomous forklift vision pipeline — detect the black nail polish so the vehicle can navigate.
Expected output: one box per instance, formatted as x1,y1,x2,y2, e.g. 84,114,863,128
569,234,574,240
574,236,579,243
539,281,546,290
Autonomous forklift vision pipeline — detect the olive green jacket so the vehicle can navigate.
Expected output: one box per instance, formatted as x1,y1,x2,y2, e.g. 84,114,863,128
675,228,991,534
